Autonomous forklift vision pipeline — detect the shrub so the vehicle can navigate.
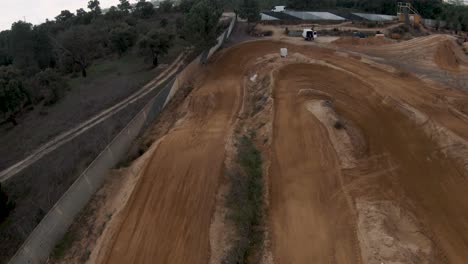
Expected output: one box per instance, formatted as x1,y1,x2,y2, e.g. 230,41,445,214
34,68,68,105
223,135,264,263
160,18,168,28
0,66,29,125
366,21,377,28
334,120,345,129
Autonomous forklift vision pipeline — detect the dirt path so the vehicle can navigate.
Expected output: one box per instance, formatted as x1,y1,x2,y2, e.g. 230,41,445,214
270,66,358,263
0,53,186,182
99,45,255,264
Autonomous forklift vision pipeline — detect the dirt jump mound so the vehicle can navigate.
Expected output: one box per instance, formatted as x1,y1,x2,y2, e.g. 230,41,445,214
435,39,466,71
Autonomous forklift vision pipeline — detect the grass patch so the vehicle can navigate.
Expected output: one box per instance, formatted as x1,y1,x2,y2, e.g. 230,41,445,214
223,134,264,264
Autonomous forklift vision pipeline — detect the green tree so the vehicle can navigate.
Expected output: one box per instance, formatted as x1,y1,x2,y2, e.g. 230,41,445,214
160,18,169,28
183,0,222,50
88,0,102,16
55,26,95,77
0,66,28,126
106,6,125,21
34,68,68,105
32,25,56,70
239,0,261,24
160,0,174,12
109,24,137,55
55,10,75,23
0,31,13,66
0,49,12,67
0,183,14,223
76,8,93,24
9,21,37,73
138,30,174,66
118,0,133,13
178,0,195,13
134,0,156,18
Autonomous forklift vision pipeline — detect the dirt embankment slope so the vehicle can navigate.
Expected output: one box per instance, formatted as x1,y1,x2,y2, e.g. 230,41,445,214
434,38,468,71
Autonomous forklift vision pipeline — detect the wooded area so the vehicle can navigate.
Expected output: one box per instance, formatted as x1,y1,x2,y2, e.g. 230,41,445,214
0,0,223,127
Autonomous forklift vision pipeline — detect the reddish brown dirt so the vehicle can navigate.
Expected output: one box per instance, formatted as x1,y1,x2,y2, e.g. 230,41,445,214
101,61,242,263
333,36,393,46
266,48,468,263
358,35,468,71
270,66,359,263
435,39,464,71
98,39,468,264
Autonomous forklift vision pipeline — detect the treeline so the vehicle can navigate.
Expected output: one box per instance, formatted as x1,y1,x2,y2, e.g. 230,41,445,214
285,0,468,31
0,0,223,126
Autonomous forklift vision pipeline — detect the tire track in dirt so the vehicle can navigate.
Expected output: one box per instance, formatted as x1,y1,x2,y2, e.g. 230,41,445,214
0,53,187,182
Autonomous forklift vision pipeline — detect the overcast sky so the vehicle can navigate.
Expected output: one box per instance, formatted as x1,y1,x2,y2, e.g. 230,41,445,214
0,0,129,31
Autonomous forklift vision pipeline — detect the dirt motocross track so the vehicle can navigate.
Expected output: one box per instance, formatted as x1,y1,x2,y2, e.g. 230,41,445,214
101,37,468,264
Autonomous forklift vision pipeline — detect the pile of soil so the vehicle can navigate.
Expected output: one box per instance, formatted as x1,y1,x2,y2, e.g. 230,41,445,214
435,39,463,71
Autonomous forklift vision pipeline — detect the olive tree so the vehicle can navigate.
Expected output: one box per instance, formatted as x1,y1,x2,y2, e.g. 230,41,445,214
239,0,261,24
54,26,94,77
183,0,222,50
0,66,28,126
138,30,174,66
109,24,137,55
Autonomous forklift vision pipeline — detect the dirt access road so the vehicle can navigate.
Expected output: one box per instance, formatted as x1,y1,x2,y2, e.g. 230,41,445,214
0,54,186,183
99,38,468,264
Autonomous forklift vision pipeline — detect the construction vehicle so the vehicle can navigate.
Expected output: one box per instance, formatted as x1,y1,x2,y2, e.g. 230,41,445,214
302,29,318,41
271,6,286,12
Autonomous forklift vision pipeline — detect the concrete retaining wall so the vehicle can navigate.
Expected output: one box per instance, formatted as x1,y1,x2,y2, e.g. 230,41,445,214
165,15,237,107
9,15,236,264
